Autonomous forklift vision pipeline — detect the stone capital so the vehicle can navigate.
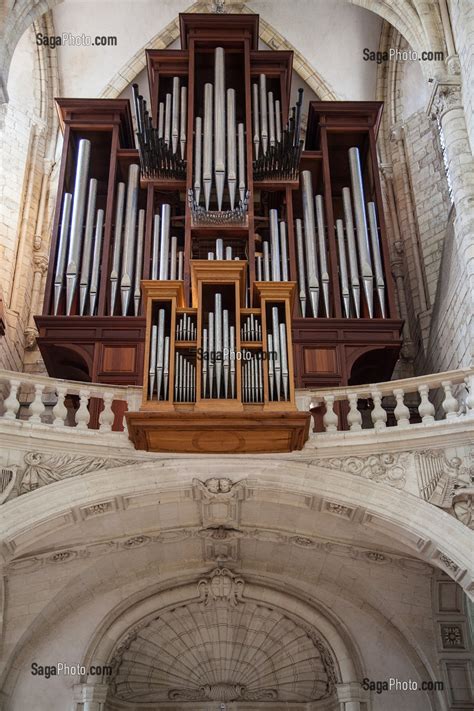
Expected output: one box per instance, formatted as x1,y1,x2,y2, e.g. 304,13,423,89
379,162,394,180
33,255,49,274
427,79,462,120
336,681,368,704
73,683,108,703
389,123,404,143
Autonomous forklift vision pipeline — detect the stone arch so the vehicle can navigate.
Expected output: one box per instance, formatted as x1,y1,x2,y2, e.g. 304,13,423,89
1,0,448,106
79,573,361,708
0,459,471,589
98,0,338,102
0,465,451,710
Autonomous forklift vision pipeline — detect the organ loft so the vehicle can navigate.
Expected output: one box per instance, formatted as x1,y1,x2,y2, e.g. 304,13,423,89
35,12,402,453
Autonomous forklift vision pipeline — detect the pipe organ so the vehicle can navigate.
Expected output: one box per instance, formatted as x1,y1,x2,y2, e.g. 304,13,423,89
36,13,402,449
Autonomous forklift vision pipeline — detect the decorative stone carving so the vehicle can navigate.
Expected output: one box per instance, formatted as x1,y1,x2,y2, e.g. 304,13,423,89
5,523,434,576
81,502,114,517
192,477,245,528
8,451,142,498
417,451,474,528
440,624,464,649
430,81,462,120
324,501,355,519
198,567,245,606
310,453,408,489
0,467,18,504
110,595,334,704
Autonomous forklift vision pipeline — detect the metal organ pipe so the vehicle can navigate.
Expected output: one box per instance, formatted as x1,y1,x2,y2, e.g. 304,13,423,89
268,91,276,148
89,208,104,316
79,178,98,316
301,170,320,317
164,93,172,147
315,194,330,316
252,83,260,159
109,182,125,315
194,116,202,206
226,88,237,211
259,74,268,154
348,146,374,317
342,187,361,318
279,220,289,281
151,214,160,281
214,47,226,211
203,82,213,211
295,218,307,317
158,102,164,139
133,209,145,316
336,219,351,318
120,163,140,316
180,85,187,160
170,235,178,280
367,201,386,317
54,192,72,315
66,138,91,315
269,209,281,282
158,203,171,280
275,99,282,143
171,77,180,155
238,123,246,204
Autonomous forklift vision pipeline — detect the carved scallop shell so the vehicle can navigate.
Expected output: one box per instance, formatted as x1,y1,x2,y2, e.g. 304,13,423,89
112,600,334,703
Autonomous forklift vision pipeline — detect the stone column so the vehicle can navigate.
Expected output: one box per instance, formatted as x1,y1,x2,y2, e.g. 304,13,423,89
428,80,474,365
73,683,108,711
390,124,429,313
24,255,48,350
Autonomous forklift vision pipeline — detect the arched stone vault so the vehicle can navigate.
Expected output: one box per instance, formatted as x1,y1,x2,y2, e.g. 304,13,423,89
1,0,448,105
0,458,468,708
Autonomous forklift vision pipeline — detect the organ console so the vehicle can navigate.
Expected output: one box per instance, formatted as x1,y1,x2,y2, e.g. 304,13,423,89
35,12,402,450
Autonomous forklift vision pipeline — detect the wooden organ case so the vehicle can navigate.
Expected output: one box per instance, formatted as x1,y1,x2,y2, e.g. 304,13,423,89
36,13,401,452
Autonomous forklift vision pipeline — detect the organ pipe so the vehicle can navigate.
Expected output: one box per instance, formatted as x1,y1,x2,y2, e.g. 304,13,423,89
348,146,374,317
66,138,91,315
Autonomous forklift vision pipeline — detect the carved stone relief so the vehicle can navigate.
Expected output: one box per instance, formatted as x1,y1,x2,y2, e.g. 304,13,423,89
308,453,409,489
0,451,143,502
108,569,337,705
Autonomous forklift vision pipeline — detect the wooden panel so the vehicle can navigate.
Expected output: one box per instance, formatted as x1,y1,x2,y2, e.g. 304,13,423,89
303,347,337,374
126,410,310,453
101,345,136,374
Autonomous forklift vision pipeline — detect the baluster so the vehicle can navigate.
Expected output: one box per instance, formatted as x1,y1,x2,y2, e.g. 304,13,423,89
417,384,435,423
370,389,387,430
75,389,91,430
347,393,362,431
29,383,45,424
99,391,115,432
464,374,474,415
52,385,69,427
393,388,410,428
323,395,338,432
441,380,459,420
3,378,21,420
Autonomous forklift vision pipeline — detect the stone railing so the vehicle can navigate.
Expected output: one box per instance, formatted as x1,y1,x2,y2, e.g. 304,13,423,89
1,367,473,438
0,369,141,433
300,368,474,433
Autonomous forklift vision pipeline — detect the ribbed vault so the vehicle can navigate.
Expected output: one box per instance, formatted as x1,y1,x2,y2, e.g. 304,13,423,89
109,583,336,705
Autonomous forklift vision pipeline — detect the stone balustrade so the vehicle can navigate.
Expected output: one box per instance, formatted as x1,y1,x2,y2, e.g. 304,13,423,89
1,367,473,438
0,369,141,433
300,367,474,434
